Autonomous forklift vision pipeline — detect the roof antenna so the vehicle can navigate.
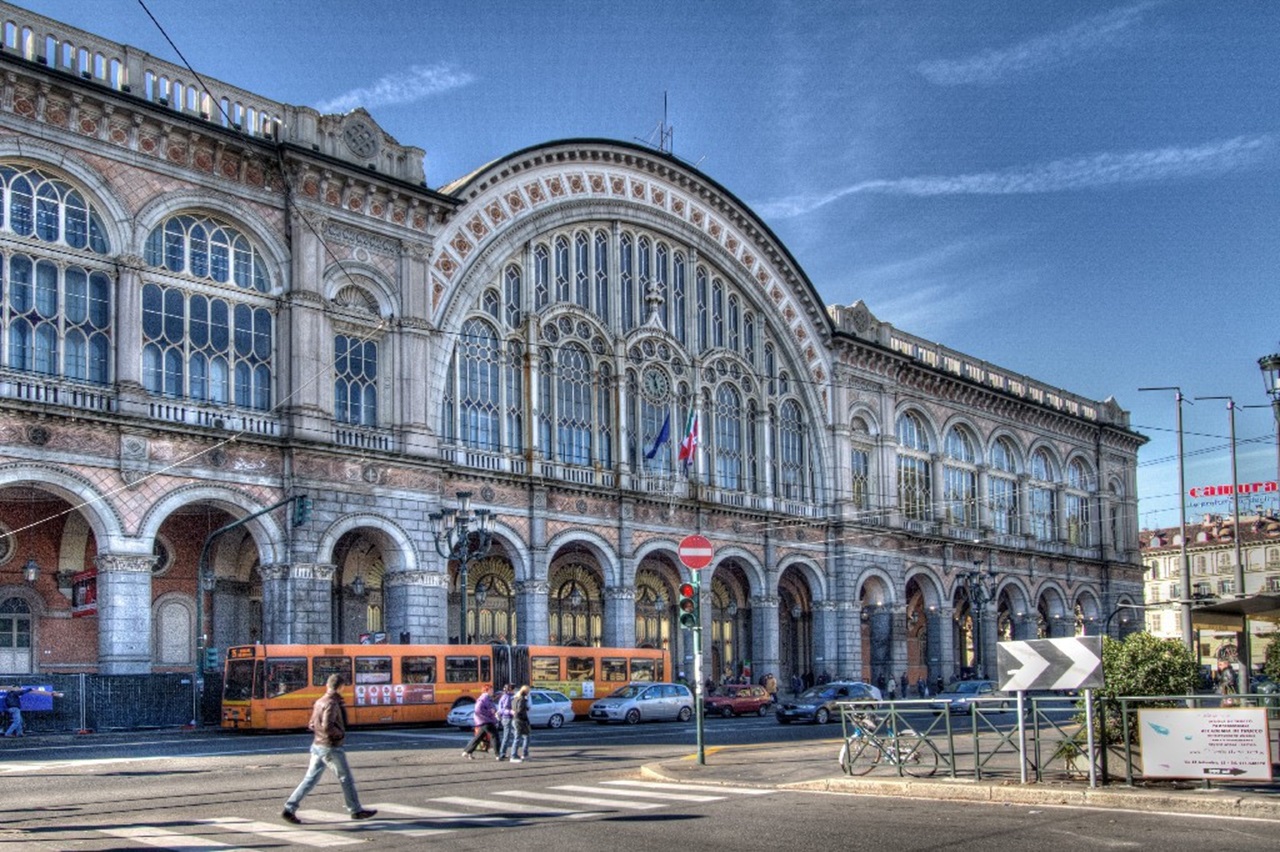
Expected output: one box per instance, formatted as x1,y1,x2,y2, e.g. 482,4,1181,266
636,91,674,155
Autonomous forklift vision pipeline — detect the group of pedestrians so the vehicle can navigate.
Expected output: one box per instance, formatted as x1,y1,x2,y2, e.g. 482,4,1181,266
462,683,532,762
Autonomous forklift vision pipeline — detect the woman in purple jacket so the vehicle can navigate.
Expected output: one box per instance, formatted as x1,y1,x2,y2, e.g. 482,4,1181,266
461,684,500,759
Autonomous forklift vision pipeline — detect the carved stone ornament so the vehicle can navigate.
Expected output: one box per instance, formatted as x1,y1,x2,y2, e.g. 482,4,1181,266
27,425,50,446
342,116,381,159
94,553,157,574
385,570,441,588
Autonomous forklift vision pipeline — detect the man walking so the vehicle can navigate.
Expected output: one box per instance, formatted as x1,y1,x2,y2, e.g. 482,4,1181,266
281,674,376,824
495,684,515,761
2,684,63,737
462,684,500,759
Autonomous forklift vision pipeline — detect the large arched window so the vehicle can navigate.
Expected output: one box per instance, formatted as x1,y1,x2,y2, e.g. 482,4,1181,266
896,411,932,521
1029,449,1057,542
850,416,874,515
778,399,807,500
989,437,1020,535
943,426,977,528
1,165,112,385
557,342,594,465
1065,459,1093,547
713,384,744,491
457,318,501,450
141,213,273,410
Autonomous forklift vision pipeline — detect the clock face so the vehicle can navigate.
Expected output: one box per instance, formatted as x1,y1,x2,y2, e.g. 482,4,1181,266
641,366,671,402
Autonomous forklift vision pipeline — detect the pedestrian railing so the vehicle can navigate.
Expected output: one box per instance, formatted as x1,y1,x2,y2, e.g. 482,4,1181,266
839,693,1279,789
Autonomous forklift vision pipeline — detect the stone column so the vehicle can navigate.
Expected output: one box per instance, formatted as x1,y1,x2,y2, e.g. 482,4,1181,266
385,569,445,644
978,601,1000,681
889,605,910,687
1049,614,1075,639
258,564,291,644
94,552,157,674
935,606,956,686
1012,613,1039,641
287,562,336,644
848,603,866,682
751,594,780,687
812,600,840,680
975,464,991,531
603,585,635,648
113,256,147,418
868,606,892,689
925,608,946,689
515,580,548,645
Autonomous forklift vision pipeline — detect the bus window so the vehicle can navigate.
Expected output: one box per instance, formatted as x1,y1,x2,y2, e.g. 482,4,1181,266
630,658,658,682
266,657,307,696
312,655,352,687
530,656,561,682
445,656,482,683
224,658,257,700
566,656,596,683
601,657,628,682
402,656,436,684
355,656,392,685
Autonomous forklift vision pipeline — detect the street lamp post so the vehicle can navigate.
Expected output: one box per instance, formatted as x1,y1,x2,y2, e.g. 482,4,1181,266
958,559,999,680
1139,387,1193,652
429,491,497,645
1259,353,1280,513
1104,603,1150,636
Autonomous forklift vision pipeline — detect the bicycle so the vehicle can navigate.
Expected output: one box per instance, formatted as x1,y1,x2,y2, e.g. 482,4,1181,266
838,710,940,777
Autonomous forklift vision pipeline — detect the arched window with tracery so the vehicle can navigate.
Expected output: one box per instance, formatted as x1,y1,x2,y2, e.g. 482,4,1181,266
141,212,273,409
713,384,743,491
943,426,977,528
457,318,501,450
549,564,600,646
850,416,874,515
1065,458,1093,546
778,399,807,501
1,164,113,385
1029,449,1057,542
989,437,1020,535
896,411,932,521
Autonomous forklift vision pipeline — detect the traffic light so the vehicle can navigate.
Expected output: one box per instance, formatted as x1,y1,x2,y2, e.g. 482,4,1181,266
203,646,221,672
293,495,312,526
678,582,698,628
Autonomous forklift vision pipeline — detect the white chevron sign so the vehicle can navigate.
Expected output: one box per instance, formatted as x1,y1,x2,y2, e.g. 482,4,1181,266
996,636,1104,692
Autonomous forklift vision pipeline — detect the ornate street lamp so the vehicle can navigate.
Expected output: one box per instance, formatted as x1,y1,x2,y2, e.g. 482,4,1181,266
22,557,40,584
429,491,497,645
1259,353,1280,509
957,559,999,679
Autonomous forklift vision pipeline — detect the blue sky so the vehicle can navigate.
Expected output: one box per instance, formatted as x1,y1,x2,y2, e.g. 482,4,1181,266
21,0,1280,528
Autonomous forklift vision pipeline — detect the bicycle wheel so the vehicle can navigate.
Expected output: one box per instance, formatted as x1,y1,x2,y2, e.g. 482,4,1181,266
839,736,881,776
899,736,939,778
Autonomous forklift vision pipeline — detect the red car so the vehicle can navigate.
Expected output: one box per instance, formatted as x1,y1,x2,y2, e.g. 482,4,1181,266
703,684,775,717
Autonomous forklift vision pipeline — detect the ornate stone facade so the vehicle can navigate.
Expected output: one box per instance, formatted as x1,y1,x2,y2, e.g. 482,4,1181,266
0,3,1144,690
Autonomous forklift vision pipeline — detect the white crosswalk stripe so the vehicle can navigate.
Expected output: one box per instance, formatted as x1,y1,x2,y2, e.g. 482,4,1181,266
491,789,664,809
199,818,360,847
602,779,774,795
100,827,258,851
551,784,724,802
90,781,773,849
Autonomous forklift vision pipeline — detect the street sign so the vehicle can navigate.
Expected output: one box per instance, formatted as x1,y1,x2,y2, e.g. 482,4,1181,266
995,636,1103,692
677,534,714,570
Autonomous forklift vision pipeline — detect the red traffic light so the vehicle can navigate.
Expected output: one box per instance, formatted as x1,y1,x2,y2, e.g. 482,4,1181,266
678,583,695,598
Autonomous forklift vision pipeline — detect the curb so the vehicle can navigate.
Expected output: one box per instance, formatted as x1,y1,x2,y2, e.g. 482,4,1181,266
641,762,1280,821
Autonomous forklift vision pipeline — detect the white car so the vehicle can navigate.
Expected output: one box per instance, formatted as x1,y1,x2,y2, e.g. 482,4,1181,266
446,689,576,729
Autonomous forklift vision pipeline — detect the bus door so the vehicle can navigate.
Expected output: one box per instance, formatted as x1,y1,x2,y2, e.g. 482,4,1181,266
490,644,529,688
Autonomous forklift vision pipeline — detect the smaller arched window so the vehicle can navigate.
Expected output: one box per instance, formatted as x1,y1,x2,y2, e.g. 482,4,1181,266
0,165,110,252
896,411,932,521
1029,449,1057,542
943,426,977,528
989,437,1020,535
334,334,377,427
144,214,270,292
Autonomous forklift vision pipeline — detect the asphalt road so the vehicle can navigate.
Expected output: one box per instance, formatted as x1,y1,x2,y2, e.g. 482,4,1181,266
6,711,1273,851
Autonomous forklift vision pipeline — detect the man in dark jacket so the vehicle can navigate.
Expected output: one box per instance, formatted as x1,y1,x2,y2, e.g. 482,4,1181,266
2,685,63,737
281,674,376,823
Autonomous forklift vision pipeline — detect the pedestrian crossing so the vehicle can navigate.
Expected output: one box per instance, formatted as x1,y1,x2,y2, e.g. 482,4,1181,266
89,780,772,849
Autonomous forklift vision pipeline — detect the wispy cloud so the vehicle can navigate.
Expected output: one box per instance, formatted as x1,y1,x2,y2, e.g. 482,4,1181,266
317,63,474,114
755,135,1275,219
917,2,1158,86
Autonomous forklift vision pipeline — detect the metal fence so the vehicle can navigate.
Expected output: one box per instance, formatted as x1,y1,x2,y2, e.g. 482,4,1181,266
1,672,222,733
838,693,1280,789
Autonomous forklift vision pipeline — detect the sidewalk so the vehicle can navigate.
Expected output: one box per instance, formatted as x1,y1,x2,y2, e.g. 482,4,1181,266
640,739,1280,821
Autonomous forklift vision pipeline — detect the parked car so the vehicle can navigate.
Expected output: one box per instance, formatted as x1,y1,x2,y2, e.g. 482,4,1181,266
703,683,774,717
589,682,694,724
446,689,576,729
930,680,1011,713
775,681,881,724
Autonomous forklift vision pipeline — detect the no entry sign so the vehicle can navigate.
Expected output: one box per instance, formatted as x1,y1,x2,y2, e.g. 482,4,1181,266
678,534,714,570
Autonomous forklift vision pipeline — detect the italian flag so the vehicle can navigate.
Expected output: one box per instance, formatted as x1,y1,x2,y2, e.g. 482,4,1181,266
678,410,699,471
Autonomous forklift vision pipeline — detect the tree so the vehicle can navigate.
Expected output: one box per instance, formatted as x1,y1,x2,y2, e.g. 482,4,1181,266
1078,633,1200,745
1263,637,1280,683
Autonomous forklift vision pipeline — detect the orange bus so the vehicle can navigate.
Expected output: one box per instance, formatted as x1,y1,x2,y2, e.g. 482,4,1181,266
220,642,669,730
